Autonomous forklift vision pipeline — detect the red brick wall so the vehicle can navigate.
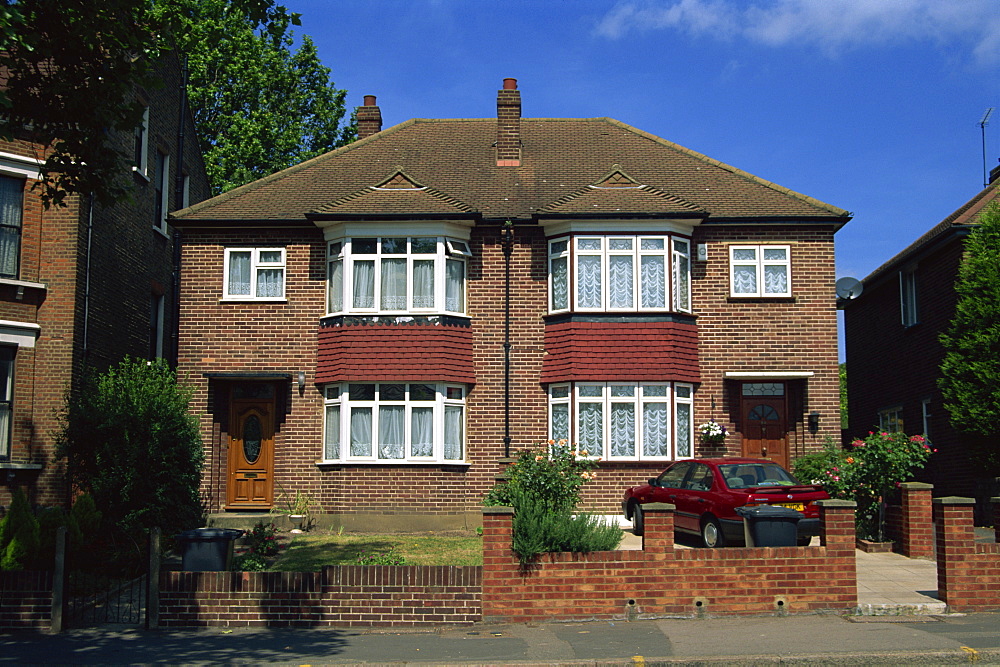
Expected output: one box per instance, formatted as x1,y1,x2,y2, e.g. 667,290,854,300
158,566,482,627
0,570,53,630
481,500,858,621
934,497,1000,612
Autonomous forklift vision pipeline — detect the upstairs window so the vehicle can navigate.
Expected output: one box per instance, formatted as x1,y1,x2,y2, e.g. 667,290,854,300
878,406,904,433
549,235,691,313
730,245,791,297
153,151,169,232
323,382,465,463
327,236,468,315
900,266,918,327
549,382,694,461
133,106,150,178
0,176,24,279
224,248,285,300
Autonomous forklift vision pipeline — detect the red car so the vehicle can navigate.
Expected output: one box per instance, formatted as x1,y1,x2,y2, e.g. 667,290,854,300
622,458,830,547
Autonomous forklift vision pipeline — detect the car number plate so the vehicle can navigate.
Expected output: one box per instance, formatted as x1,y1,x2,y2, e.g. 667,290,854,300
772,502,805,511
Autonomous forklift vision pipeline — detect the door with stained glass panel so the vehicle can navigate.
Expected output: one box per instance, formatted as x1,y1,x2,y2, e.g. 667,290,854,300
227,387,275,508
740,382,788,469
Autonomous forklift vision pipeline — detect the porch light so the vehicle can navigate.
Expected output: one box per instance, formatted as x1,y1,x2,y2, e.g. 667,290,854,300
808,411,820,434
297,371,306,394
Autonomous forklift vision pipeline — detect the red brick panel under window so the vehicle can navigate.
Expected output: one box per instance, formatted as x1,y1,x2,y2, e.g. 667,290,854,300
316,322,475,384
541,321,699,383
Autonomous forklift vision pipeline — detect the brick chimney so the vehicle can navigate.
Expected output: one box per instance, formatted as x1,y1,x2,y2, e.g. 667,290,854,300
496,78,521,167
357,95,382,139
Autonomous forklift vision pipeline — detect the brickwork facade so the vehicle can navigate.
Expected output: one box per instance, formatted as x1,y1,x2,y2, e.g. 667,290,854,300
0,55,209,509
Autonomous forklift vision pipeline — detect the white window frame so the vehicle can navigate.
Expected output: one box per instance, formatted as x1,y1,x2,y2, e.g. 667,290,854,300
729,244,791,297
921,397,932,439
548,381,693,461
322,382,466,464
900,266,918,327
153,151,170,233
223,247,286,301
326,236,468,316
150,293,164,359
549,234,691,314
133,106,150,179
0,175,24,280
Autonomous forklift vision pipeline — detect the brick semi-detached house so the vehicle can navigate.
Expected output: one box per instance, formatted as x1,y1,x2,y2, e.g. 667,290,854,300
0,57,210,508
173,79,850,529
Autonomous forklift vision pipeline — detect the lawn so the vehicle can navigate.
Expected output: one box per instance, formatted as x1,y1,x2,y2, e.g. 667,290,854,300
270,530,484,570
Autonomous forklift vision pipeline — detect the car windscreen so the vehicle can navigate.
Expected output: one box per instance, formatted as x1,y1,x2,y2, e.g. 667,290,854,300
718,463,801,488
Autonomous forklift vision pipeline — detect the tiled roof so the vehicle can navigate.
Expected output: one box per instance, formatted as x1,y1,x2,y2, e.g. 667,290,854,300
540,321,700,383
316,321,475,384
860,182,1000,287
540,166,706,217
173,117,849,225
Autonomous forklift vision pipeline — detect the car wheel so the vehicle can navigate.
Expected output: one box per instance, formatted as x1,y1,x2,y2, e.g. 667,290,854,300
701,516,725,548
632,504,645,536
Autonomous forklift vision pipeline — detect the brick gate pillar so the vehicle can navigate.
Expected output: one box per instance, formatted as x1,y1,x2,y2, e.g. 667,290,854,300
898,482,934,559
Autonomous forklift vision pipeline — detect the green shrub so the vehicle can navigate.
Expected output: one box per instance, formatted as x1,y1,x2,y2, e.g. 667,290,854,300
232,552,268,571
57,357,204,537
0,488,40,570
483,440,599,513
67,493,102,551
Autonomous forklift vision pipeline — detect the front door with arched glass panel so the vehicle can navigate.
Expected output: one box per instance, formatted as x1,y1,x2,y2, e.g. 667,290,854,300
740,382,788,469
227,385,275,508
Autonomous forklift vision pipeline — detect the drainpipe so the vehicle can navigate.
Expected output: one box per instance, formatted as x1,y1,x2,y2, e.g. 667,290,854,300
82,193,94,358
500,221,514,458
174,55,188,210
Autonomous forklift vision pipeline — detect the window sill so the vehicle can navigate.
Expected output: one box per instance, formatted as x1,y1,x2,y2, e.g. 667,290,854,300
153,225,170,239
219,297,288,304
132,166,150,183
726,295,796,303
0,462,43,470
315,460,470,468
0,278,47,293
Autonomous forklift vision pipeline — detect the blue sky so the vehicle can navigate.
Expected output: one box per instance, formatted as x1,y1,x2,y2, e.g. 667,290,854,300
288,0,999,284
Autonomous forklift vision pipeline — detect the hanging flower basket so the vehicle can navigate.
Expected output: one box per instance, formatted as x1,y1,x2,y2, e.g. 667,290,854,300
699,420,728,445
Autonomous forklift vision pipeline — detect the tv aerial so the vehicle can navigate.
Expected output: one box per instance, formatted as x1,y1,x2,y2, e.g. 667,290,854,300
835,277,863,300
980,107,995,188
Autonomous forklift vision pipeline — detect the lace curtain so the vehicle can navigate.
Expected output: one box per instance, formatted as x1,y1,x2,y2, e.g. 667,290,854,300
353,261,375,308
380,258,407,309
676,403,692,457
256,269,283,298
764,265,788,294
324,405,340,459
228,252,251,295
643,402,669,457
551,256,568,310
641,255,665,308
578,402,603,453
411,407,433,457
413,260,435,308
378,405,404,459
608,256,633,308
550,404,569,442
610,403,635,457
444,405,463,460
350,408,372,456
328,259,343,312
446,259,464,312
577,256,602,308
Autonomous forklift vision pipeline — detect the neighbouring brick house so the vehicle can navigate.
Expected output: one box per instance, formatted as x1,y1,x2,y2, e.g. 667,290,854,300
173,79,850,528
0,57,210,508
843,175,1000,504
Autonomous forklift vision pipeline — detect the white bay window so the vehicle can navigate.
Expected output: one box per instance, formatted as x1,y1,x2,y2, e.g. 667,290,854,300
324,382,465,463
548,382,694,460
328,236,468,315
549,235,691,313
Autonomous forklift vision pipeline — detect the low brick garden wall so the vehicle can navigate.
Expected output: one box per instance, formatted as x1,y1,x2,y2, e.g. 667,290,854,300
483,500,859,622
0,570,53,630
934,497,1000,612
159,565,482,627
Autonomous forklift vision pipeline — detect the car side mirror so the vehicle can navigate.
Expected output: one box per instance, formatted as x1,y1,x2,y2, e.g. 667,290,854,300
648,478,658,486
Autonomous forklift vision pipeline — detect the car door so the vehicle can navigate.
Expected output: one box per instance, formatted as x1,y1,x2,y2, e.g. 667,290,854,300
652,461,697,532
673,463,714,532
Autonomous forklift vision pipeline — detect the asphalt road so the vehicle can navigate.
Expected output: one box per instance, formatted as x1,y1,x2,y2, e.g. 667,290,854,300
5,613,1000,665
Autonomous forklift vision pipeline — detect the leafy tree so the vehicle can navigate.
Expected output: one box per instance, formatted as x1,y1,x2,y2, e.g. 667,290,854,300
0,488,41,570
181,1,355,194
0,0,352,205
57,358,204,536
939,201,1000,464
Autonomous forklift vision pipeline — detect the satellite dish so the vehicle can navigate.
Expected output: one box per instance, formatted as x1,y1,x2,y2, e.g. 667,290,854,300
836,277,863,300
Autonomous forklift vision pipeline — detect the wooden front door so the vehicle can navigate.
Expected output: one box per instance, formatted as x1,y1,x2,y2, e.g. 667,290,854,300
227,393,275,508
740,383,789,468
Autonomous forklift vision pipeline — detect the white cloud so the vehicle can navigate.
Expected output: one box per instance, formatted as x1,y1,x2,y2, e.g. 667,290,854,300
594,0,1000,65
